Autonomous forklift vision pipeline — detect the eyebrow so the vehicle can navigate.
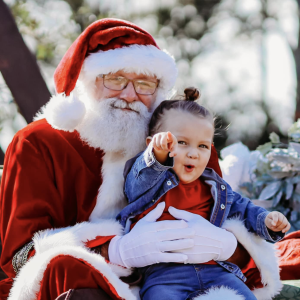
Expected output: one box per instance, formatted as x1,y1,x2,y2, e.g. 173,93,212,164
199,140,212,143
176,136,211,143
113,72,157,81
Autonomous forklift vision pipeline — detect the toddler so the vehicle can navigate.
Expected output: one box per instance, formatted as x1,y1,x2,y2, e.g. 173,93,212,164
117,88,290,300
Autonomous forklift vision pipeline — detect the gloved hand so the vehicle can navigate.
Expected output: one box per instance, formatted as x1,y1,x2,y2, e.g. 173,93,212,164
168,206,237,263
108,202,194,268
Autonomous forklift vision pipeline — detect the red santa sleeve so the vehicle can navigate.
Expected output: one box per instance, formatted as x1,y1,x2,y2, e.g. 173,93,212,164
0,127,121,278
0,135,66,277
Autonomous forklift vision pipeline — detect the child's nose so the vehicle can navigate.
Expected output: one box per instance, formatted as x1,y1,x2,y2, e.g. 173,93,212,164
187,150,198,159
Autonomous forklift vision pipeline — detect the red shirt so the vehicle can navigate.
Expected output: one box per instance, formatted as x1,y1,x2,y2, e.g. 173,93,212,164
131,178,217,265
131,178,213,225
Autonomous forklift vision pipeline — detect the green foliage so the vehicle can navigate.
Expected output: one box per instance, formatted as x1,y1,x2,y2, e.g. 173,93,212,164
270,132,280,144
289,119,300,143
257,142,272,156
241,122,300,225
36,43,55,62
10,1,39,31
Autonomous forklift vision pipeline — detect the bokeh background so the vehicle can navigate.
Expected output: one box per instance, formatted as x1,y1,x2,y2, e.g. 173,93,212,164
0,0,300,164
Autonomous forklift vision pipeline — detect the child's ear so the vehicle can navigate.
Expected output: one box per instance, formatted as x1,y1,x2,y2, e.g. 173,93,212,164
146,136,153,146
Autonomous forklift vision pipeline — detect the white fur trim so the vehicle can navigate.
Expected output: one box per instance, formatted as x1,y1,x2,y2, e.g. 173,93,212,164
129,286,141,300
34,219,123,251
80,44,177,92
34,92,86,131
8,214,281,300
193,286,245,300
89,152,130,221
223,219,282,300
8,220,137,300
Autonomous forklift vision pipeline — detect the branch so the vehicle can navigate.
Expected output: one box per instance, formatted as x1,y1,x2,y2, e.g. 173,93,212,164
0,0,51,123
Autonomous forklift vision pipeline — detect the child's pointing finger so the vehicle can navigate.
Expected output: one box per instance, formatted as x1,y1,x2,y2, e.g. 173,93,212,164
272,212,279,227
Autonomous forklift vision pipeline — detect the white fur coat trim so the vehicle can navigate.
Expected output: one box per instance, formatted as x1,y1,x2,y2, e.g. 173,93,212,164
193,286,245,300
8,220,134,300
80,44,177,92
8,218,282,300
89,152,130,221
223,219,282,300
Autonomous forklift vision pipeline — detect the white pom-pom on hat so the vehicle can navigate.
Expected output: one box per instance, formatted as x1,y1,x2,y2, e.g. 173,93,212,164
34,92,86,132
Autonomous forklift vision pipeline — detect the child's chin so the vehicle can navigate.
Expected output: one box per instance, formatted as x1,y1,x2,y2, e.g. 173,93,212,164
179,176,198,184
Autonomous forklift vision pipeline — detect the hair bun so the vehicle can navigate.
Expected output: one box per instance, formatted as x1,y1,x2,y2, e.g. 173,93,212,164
184,87,200,101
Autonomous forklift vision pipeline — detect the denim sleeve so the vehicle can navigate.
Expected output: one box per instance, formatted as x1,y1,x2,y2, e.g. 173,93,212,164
229,192,284,243
256,211,285,242
124,142,173,203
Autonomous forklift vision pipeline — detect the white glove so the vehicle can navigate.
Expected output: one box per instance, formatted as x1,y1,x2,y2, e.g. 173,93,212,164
168,206,237,263
108,202,194,268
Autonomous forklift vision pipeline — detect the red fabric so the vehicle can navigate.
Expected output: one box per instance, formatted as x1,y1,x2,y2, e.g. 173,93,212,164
54,18,159,96
37,255,121,300
0,119,104,279
242,259,264,290
207,145,222,177
131,178,213,226
0,278,13,300
85,235,115,249
277,231,300,280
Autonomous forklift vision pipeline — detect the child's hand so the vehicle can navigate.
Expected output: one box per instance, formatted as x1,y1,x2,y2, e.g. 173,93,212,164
152,132,178,157
265,211,291,233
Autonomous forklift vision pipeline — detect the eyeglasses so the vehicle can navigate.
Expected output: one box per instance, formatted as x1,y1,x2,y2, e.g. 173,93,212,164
97,74,159,95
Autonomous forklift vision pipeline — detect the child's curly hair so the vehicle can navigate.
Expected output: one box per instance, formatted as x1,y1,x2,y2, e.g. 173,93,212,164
149,87,214,136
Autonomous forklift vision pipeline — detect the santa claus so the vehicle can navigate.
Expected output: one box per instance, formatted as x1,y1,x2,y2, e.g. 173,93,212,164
0,19,281,300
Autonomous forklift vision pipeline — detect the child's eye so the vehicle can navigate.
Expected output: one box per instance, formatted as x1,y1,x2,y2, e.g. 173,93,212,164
178,141,187,145
199,144,208,149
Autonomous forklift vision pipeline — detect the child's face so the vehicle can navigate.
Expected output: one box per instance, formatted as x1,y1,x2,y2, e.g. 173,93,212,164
162,109,214,184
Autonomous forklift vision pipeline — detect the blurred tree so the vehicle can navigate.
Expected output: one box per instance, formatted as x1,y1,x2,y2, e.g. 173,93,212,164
147,0,296,150
0,0,51,123
0,0,298,155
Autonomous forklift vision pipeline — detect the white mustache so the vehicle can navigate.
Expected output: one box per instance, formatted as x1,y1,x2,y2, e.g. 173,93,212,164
110,98,147,113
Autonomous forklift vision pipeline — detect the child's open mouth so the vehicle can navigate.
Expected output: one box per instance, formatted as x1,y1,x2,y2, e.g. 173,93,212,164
184,165,195,172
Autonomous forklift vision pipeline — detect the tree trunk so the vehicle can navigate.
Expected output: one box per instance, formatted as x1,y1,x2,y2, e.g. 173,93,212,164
0,148,4,165
0,0,51,123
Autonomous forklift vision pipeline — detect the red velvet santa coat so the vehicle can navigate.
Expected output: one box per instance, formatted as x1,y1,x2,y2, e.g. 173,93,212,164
0,119,129,300
0,119,281,300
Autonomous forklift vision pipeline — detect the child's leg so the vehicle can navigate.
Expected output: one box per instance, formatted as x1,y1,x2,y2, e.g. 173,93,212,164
139,263,200,300
193,264,257,300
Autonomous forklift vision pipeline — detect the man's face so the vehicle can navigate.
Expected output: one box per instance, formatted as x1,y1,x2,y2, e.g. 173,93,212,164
77,70,155,157
94,71,158,110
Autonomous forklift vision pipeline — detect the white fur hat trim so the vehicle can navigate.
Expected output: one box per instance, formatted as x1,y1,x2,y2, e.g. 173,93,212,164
80,44,177,92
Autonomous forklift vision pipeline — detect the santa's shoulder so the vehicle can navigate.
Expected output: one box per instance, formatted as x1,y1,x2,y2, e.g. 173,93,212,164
10,119,82,151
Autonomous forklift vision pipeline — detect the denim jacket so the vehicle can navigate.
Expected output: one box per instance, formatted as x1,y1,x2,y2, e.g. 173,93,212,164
117,146,283,282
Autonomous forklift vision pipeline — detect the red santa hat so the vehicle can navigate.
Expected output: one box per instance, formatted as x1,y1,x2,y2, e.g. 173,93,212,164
37,18,178,131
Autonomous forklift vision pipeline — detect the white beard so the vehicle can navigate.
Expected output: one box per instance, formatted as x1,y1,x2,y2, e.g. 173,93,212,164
76,95,152,158
75,91,152,220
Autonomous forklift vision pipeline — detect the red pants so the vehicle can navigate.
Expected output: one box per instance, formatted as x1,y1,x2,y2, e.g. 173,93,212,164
37,255,121,300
